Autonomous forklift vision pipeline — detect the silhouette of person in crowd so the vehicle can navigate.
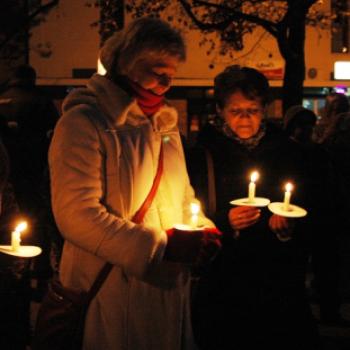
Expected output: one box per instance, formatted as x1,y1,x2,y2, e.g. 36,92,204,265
284,105,349,327
314,92,350,307
0,137,31,350
0,65,60,299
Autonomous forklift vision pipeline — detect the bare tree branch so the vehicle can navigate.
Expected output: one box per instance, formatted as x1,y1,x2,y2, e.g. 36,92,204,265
0,0,60,52
28,0,60,22
179,0,280,36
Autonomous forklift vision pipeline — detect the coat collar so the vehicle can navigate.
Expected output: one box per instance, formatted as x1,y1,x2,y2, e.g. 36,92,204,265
62,74,178,131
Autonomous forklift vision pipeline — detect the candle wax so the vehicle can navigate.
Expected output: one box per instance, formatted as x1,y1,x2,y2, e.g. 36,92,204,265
190,215,198,230
248,182,256,203
11,231,21,252
283,191,291,211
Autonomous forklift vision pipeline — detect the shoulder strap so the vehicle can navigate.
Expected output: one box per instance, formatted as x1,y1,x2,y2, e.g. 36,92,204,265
85,262,113,304
85,142,164,303
205,148,216,217
132,143,164,224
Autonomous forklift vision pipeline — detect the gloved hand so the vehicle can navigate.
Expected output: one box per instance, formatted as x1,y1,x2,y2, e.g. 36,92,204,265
164,228,204,263
164,228,222,264
195,228,222,266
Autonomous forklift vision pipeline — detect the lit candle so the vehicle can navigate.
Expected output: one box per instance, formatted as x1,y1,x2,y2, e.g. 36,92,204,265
248,171,259,203
283,183,293,211
11,222,27,252
190,202,200,230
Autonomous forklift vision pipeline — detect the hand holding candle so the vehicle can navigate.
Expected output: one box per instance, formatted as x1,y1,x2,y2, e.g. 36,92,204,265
268,182,306,218
283,183,292,211
248,171,259,203
11,222,27,252
190,202,200,229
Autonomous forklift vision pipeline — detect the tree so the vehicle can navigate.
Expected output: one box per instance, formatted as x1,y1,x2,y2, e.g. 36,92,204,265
123,0,334,114
87,0,125,43
0,0,59,67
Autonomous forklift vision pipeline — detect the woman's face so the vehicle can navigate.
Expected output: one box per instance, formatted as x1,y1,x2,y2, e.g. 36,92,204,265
217,91,266,139
126,55,180,96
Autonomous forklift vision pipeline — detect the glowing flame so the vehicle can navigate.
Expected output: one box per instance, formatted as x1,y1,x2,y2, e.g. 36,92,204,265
15,222,27,232
251,171,259,183
286,183,293,192
191,203,200,215
97,58,107,75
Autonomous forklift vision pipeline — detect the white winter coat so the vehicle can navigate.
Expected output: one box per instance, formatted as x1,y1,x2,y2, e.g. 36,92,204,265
48,74,214,350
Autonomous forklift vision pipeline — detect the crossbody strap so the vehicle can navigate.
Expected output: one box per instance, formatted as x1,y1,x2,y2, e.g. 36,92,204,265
85,143,164,303
132,143,164,224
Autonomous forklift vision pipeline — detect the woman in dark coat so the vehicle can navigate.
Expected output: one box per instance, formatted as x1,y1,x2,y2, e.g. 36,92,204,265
187,66,321,350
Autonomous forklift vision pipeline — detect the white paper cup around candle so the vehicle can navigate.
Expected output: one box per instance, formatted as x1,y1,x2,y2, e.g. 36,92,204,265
283,183,293,211
11,222,27,252
190,203,200,230
248,171,259,203
173,223,191,230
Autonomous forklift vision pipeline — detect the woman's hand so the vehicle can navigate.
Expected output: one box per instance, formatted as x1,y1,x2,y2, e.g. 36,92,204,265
269,214,295,242
229,206,260,231
163,228,222,264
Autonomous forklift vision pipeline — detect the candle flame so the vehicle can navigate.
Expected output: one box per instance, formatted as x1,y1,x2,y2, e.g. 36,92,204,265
15,222,27,232
286,183,293,192
97,57,107,75
191,203,200,215
251,171,259,183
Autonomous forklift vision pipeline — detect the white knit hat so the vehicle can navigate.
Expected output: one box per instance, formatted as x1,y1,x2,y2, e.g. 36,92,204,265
99,18,186,77
99,32,122,74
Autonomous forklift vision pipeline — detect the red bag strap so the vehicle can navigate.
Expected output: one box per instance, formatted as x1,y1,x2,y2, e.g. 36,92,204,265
132,143,164,224
85,143,164,302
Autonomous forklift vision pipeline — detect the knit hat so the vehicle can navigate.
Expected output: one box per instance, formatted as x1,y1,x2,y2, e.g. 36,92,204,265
99,31,122,75
99,18,186,77
284,105,316,130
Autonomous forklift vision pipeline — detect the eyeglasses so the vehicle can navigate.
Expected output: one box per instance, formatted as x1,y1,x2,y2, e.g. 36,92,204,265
229,108,263,117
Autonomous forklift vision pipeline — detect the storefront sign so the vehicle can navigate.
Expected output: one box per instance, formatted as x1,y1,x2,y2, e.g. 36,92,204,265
247,60,285,80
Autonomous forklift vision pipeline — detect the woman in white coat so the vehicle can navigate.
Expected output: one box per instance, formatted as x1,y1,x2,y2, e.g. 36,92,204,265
48,17,221,350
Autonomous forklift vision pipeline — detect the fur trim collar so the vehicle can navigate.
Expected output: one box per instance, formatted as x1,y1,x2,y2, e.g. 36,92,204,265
62,74,178,130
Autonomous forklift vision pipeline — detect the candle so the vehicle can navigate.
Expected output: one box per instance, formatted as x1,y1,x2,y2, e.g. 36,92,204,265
11,222,27,252
190,202,200,230
248,171,259,203
283,183,293,211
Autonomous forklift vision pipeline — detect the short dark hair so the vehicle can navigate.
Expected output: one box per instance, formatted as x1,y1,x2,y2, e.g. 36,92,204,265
284,107,317,136
214,65,270,109
13,65,36,82
324,92,350,118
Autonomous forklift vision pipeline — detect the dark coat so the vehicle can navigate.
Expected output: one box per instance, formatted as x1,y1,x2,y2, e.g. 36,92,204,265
0,78,59,213
186,122,321,350
0,182,31,350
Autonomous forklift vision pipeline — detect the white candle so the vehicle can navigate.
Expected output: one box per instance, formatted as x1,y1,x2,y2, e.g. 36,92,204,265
190,203,200,230
11,231,20,252
11,222,27,252
248,172,259,203
283,183,293,211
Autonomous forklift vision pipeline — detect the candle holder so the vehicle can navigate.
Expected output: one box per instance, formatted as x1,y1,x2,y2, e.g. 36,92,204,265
230,197,270,207
268,202,307,218
0,245,42,258
173,223,201,231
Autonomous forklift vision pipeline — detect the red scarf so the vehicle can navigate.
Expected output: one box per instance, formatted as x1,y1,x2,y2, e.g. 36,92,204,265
113,75,164,117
